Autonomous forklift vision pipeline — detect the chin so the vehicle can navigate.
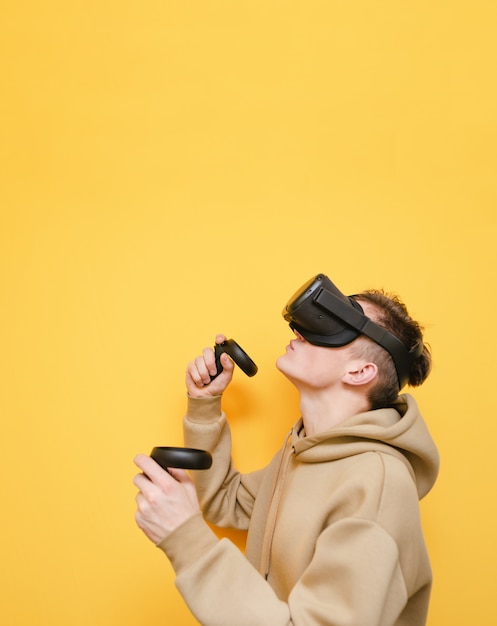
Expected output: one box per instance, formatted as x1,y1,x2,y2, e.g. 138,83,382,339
275,353,287,372
275,355,294,381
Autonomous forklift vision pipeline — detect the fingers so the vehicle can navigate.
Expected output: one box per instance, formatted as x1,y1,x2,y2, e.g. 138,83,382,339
185,334,234,397
166,466,190,484
134,453,172,487
189,347,218,386
134,455,193,488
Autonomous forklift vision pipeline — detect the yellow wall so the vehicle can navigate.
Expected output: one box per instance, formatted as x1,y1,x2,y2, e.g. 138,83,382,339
1,2,496,624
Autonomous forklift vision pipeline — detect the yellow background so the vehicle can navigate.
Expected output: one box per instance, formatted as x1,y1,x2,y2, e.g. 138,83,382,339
1,2,496,624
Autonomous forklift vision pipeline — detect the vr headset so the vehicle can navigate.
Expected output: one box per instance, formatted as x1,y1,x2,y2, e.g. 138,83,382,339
283,274,422,389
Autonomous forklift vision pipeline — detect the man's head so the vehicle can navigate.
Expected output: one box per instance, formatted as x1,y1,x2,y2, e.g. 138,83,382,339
282,274,431,409
349,291,431,408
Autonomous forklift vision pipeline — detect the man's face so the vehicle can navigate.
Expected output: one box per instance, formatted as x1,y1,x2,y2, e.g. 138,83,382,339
276,329,357,391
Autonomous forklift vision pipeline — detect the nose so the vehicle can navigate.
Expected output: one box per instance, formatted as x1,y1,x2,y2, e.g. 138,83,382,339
293,329,306,341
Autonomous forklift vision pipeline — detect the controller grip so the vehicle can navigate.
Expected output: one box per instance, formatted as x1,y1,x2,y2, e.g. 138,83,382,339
212,339,258,379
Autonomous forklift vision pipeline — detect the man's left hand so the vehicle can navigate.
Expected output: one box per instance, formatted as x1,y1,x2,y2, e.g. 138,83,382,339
133,454,201,544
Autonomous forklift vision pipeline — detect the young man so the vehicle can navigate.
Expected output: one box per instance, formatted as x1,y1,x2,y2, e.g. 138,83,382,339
134,274,439,626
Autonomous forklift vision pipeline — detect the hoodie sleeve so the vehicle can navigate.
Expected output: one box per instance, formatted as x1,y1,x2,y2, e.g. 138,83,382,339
180,395,265,529
158,514,290,625
158,514,409,626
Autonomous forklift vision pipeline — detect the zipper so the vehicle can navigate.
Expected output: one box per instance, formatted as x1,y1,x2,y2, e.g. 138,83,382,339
260,431,294,580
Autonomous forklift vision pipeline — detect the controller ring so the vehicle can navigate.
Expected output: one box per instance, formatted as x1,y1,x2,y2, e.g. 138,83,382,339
214,339,258,378
150,446,213,470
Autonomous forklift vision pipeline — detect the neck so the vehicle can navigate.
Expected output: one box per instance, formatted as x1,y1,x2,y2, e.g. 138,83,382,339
298,386,371,437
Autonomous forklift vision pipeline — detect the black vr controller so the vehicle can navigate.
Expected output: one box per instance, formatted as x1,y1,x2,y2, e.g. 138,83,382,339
211,338,258,379
151,446,213,470
150,339,257,470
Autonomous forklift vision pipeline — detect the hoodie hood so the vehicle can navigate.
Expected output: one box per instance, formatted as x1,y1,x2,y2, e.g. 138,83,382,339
291,393,439,499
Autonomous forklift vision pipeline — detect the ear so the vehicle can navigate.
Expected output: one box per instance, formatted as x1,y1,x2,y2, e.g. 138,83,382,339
342,362,378,386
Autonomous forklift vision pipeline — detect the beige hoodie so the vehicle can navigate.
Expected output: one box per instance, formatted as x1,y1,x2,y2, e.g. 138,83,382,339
159,393,439,626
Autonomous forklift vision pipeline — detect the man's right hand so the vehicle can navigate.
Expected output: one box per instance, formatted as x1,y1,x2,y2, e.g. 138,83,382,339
185,333,235,398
